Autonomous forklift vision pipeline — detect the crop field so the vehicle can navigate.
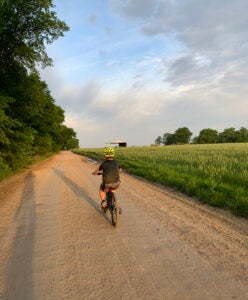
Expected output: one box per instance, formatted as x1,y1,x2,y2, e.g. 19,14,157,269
74,143,248,218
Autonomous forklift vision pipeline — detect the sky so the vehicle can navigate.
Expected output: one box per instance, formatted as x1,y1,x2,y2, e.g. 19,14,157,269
40,0,248,148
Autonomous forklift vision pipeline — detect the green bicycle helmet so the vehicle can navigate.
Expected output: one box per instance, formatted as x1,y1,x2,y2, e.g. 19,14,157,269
104,147,115,158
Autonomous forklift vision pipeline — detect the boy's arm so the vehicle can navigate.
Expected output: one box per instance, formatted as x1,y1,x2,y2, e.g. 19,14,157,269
92,167,100,175
92,162,103,175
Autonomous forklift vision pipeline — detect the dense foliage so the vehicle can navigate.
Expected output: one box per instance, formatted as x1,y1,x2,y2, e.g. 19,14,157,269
0,0,78,180
74,144,248,219
155,127,248,145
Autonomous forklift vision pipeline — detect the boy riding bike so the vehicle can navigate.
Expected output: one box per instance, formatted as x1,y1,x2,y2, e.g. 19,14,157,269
92,147,122,210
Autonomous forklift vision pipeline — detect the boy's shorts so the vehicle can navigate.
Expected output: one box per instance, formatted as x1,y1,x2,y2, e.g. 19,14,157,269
100,181,120,192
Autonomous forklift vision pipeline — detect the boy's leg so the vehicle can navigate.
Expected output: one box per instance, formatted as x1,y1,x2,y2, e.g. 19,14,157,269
99,183,106,201
99,189,106,201
99,183,107,208
100,191,107,208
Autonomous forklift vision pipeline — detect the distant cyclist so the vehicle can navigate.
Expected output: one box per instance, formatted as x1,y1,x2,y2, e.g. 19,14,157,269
92,147,122,209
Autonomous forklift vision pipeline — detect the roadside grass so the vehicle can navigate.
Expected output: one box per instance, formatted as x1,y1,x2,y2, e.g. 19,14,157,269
73,143,248,219
0,151,59,182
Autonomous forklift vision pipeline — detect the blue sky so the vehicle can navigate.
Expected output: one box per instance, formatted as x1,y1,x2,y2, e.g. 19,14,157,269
40,0,248,147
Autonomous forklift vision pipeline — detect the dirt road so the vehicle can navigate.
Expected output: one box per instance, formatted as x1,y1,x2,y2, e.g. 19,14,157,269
0,151,247,300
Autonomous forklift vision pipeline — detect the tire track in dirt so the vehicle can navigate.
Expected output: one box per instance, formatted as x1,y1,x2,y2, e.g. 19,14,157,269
53,155,161,299
121,174,248,283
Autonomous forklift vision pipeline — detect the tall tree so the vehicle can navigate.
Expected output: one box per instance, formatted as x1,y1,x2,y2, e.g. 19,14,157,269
55,125,79,150
218,127,237,143
163,133,176,145
174,127,192,144
235,127,248,142
197,128,218,144
155,136,162,145
0,0,79,178
0,0,69,71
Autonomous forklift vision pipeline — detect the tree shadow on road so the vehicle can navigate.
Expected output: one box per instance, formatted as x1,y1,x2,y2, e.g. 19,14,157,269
4,171,36,300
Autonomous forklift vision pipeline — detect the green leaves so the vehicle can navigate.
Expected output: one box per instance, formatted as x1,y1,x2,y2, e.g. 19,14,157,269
0,95,18,146
162,127,192,145
0,1,78,180
0,0,69,70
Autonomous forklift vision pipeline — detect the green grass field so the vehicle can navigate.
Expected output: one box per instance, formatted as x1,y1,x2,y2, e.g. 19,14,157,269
73,143,248,218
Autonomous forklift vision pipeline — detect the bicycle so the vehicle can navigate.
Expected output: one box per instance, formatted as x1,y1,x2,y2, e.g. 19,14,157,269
103,187,120,227
97,173,120,227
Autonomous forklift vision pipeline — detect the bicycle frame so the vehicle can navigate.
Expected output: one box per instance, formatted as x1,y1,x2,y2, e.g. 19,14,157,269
96,172,120,227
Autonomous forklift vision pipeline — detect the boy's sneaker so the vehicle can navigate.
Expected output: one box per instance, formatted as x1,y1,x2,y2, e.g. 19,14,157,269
101,200,107,209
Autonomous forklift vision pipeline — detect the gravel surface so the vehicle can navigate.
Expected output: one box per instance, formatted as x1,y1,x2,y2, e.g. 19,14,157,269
0,151,247,300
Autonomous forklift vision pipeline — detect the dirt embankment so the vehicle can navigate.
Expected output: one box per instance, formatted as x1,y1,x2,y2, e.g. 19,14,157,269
0,151,247,300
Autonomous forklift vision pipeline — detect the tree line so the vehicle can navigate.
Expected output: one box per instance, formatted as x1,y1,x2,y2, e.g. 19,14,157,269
155,127,248,145
0,0,79,179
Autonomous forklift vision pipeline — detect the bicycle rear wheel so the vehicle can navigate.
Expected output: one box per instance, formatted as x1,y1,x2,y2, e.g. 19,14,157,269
110,193,119,227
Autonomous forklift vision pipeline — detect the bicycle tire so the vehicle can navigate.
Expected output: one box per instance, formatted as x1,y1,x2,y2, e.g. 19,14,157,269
110,192,119,227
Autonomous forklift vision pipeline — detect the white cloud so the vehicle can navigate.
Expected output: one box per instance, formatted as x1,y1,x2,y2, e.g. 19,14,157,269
110,0,159,20
111,0,248,85
40,0,248,147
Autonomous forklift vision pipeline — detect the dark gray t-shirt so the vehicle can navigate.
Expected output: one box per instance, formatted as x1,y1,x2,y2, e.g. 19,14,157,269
99,159,120,183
